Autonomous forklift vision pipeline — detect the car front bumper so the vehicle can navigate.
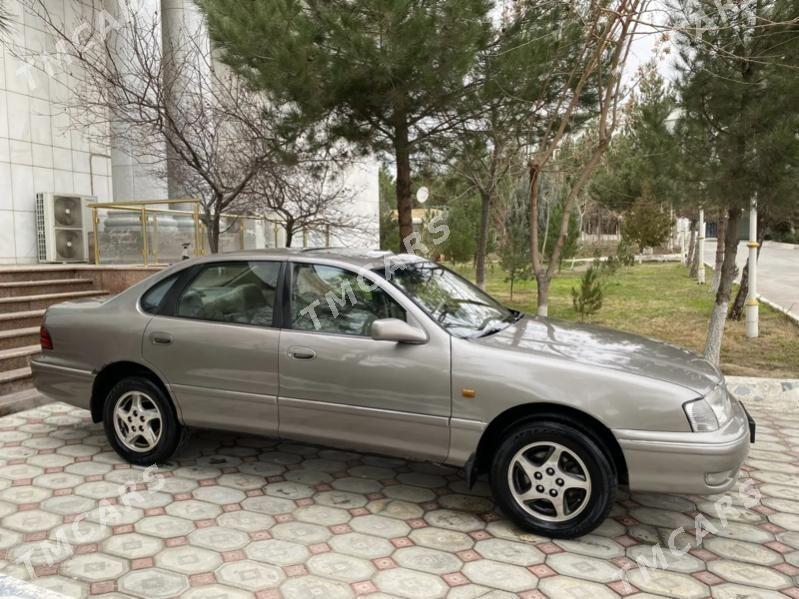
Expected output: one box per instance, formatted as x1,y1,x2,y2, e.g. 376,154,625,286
613,399,753,495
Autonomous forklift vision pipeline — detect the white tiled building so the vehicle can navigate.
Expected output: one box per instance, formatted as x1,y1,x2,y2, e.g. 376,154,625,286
0,1,113,264
0,0,379,265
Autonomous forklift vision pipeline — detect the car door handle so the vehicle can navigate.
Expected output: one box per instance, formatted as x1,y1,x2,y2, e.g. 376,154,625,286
151,333,172,345
289,347,316,360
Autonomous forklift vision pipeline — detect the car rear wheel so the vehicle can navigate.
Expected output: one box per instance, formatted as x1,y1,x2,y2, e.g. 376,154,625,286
103,376,183,465
490,420,616,538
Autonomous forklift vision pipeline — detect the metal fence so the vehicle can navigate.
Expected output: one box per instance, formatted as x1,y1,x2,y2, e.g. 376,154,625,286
87,199,327,265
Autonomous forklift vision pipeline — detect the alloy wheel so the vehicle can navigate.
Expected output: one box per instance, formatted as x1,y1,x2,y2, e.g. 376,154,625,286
507,441,592,522
113,391,163,453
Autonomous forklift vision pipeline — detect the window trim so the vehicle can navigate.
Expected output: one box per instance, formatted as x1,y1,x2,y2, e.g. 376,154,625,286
285,261,406,338
157,260,286,329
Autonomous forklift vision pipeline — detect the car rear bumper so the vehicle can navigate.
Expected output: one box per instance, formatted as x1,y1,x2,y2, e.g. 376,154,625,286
30,357,94,411
613,399,752,495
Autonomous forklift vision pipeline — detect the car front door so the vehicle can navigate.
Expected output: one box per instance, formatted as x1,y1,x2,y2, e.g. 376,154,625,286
142,260,283,436
278,260,452,461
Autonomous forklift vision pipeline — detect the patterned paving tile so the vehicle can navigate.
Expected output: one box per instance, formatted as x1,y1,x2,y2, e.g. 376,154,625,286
0,377,795,598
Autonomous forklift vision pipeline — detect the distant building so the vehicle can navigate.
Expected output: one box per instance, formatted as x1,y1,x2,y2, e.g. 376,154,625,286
0,0,378,265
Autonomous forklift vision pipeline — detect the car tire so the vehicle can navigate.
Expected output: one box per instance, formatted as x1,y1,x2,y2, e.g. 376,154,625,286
103,376,184,466
490,420,616,539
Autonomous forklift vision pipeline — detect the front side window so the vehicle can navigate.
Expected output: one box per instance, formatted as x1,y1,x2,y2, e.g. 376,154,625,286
176,261,280,326
291,263,405,336
379,261,516,338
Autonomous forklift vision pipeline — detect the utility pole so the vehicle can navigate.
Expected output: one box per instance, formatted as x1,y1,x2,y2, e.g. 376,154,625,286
746,198,759,338
697,208,705,284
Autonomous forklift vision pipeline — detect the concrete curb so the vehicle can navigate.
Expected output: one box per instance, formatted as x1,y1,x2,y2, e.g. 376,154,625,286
0,388,51,417
757,295,799,326
702,259,799,325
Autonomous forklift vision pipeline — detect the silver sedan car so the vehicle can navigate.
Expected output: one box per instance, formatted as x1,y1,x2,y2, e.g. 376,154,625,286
31,249,754,538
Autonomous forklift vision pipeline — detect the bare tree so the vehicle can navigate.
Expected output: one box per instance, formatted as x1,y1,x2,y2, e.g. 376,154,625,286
21,0,302,252
0,1,11,34
525,0,648,316
241,153,373,248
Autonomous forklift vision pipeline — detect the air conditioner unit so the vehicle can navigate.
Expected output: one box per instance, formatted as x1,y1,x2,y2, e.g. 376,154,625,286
35,193,94,263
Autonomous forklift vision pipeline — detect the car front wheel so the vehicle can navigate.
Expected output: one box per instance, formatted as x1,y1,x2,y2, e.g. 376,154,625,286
103,376,184,466
490,420,616,538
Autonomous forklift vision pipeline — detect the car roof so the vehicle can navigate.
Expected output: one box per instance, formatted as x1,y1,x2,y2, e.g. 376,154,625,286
193,248,427,270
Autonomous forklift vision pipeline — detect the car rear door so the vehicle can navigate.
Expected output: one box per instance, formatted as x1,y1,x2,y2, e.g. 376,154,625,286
142,260,284,436
277,260,452,461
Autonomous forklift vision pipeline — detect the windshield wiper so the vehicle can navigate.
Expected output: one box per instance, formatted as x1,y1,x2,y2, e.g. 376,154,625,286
472,310,523,339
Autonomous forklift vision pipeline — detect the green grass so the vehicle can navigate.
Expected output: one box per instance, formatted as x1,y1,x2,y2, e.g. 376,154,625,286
450,262,799,378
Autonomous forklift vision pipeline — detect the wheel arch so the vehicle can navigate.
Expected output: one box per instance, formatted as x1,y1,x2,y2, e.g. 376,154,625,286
472,403,628,485
90,361,175,423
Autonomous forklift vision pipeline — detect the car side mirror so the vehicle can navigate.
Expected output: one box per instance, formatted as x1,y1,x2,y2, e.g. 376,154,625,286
370,318,428,344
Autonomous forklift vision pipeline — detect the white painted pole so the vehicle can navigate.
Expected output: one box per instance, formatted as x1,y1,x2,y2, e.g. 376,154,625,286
697,208,705,284
746,198,759,338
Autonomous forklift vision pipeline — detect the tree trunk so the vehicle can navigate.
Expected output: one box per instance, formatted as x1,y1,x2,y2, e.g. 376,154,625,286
285,224,294,248
394,121,414,253
710,213,727,293
729,217,765,320
534,273,550,318
686,222,697,272
541,201,551,257
689,222,701,279
704,208,741,365
692,234,703,280
528,163,549,316
475,191,492,289
206,213,220,254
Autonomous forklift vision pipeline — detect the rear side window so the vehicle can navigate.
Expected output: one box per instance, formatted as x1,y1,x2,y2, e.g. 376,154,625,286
141,274,179,314
175,261,281,326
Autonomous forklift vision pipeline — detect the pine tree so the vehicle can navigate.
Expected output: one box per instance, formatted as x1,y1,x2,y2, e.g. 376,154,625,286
572,265,604,322
499,186,532,301
435,2,587,287
590,66,679,212
199,0,493,252
673,0,799,364
622,183,674,253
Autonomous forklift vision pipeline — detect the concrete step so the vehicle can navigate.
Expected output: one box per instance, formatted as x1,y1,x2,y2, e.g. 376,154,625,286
0,278,93,298
0,309,45,331
0,345,40,371
0,366,32,395
0,267,81,283
0,289,109,313
0,327,39,351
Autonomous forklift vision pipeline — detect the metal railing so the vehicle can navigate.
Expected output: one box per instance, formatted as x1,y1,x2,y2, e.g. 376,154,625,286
87,199,328,265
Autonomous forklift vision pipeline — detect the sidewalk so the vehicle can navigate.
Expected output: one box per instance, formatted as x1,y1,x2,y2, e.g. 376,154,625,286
0,378,797,598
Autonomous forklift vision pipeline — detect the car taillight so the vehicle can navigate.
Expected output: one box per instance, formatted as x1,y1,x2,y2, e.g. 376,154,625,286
40,325,53,350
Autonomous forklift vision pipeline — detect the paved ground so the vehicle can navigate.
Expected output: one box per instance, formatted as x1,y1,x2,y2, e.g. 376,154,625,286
0,378,796,599
705,241,799,319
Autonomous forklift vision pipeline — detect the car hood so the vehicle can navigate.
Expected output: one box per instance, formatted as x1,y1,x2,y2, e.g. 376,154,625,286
473,315,721,395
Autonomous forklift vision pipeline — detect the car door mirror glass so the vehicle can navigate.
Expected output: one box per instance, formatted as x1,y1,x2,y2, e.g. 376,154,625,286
370,319,428,344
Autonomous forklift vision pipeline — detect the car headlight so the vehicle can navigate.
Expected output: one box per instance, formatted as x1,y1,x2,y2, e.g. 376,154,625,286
684,385,733,432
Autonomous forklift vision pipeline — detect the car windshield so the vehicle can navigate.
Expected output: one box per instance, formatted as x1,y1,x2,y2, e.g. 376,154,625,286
377,261,519,338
